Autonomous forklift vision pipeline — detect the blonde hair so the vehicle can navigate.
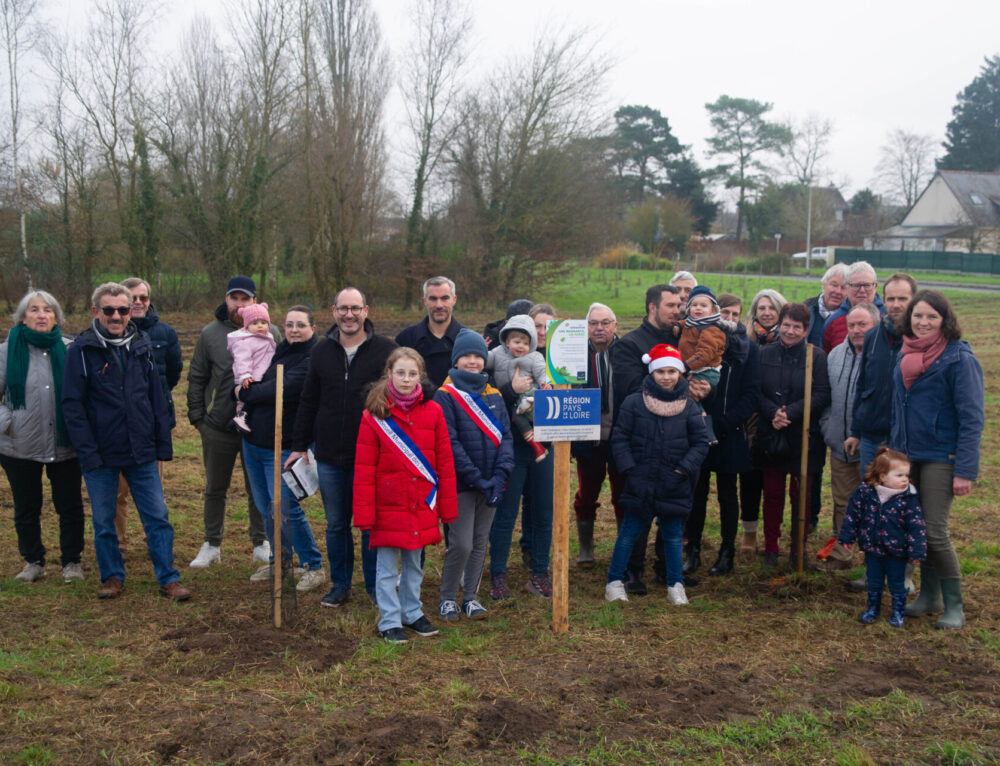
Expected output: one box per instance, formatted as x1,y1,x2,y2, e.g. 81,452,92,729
365,347,427,419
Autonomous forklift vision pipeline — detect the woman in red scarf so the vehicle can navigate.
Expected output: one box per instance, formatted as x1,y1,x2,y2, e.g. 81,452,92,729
890,290,984,630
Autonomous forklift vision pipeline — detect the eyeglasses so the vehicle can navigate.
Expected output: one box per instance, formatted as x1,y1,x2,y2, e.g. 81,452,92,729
132,295,150,303
848,282,876,290
588,320,615,328
284,321,311,329
99,306,131,317
335,306,365,315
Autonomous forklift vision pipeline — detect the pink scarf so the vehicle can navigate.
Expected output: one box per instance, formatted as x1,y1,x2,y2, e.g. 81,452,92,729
900,331,948,390
387,380,422,412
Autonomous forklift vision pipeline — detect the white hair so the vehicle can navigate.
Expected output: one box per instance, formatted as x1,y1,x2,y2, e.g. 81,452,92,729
13,290,65,326
586,302,616,322
821,263,849,284
847,260,876,280
670,271,697,286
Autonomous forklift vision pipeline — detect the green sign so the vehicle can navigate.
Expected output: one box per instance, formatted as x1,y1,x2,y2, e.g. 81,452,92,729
545,319,588,384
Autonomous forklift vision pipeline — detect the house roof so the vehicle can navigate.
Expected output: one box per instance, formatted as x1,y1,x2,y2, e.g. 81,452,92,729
937,170,1000,228
812,185,849,211
871,223,971,239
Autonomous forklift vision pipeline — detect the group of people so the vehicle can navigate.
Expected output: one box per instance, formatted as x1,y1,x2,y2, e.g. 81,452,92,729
0,265,984,641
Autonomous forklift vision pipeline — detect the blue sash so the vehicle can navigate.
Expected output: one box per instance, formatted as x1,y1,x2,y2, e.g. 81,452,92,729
372,414,439,510
442,383,503,447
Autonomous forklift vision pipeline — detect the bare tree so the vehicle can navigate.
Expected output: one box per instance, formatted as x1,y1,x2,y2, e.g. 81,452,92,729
874,128,937,209
1,0,39,290
785,113,833,268
399,0,471,308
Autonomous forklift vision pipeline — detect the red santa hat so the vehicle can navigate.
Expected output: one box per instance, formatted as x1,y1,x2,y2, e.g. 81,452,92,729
642,344,685,373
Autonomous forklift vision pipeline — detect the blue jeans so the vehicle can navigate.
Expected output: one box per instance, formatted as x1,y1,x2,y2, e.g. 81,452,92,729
489,442,553,577
608,511,684,587
859,434,887,476
316,461,375,592
242,441,323,570
375,547,424,632
83,462,179,586
866,553,907,600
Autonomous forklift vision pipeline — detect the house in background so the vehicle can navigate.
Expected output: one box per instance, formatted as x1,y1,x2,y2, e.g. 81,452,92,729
866,170,1000,253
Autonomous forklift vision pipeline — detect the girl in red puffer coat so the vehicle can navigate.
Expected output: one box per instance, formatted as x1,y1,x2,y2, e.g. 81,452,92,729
354,348,458,644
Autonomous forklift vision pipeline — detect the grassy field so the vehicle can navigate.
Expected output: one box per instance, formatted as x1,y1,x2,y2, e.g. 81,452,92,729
1,278,998,764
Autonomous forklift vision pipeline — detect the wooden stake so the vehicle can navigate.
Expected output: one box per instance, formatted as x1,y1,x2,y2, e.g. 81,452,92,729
273,364,284,628
796,345,813,573
551,440,570,635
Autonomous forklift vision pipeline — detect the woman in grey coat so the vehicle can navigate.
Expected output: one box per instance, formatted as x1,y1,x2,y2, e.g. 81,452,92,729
0,291,85,583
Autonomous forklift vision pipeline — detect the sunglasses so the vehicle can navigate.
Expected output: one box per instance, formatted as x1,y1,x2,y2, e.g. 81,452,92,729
100,306,131,317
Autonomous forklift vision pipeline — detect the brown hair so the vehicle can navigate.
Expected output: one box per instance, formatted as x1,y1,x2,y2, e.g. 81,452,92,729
863,446,910,486
903,289,961,341
364,347,426,419
778,302,811,329
884,272,917,297
717,293,741,309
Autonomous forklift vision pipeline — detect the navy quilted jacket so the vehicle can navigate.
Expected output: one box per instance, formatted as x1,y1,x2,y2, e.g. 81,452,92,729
837,483,927,560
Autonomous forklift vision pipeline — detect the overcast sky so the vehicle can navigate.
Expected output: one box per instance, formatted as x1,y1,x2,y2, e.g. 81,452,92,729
48,0,1000,207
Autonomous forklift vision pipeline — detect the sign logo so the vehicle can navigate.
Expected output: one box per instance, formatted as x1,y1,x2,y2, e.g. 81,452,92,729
533,389,601,442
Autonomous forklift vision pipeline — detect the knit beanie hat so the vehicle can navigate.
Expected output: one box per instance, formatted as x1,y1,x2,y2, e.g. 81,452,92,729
238,302,270,326
687,285,718,308
452,328,488,364
505,299,534,319
643,344,685,373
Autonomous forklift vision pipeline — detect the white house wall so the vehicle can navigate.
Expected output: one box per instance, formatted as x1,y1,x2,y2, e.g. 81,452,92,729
902,176,969,226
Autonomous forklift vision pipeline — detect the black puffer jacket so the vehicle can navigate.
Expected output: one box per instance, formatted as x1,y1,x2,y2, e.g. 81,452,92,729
757,339,831,474
704,322,761,475
239,336,317,450
610,376,709,522
290,320,396,466
610,318,678,417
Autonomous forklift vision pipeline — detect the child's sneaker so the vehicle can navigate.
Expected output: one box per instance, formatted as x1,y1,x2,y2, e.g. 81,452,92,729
525,573,553,599
489,573,510,602
531,441,548,462
605,580,628,602
667,583,688,605
232,412,251,434
438,599,460,621
462,599,488,620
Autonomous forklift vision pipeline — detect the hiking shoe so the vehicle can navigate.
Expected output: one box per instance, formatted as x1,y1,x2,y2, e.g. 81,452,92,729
667,583,689,605
61,563,84,582
490,573,510,602
252,540,271,563
320,586,351,607
462,599,488,620
160,581,192,601
296,568,326,592
525,573,553,599
625,573,647,596
605,580,628,602
189,542,221,569
402,615,439,636
762,552,779,569
232,413,251,434
98,577,124,599
379,627,409,644
439,599,461,621
15,562,45,582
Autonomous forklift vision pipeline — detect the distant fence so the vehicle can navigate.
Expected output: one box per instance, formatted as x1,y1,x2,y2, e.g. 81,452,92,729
834,248,1000,275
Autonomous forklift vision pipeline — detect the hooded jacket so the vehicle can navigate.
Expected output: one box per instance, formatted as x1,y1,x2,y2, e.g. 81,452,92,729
187,303,280,431
133,307,182,428
486,314,548,389
61,324,172,472
290,319,397,466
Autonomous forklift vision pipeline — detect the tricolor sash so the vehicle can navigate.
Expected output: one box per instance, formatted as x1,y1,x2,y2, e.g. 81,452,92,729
371,414,439,510
441,383,503,448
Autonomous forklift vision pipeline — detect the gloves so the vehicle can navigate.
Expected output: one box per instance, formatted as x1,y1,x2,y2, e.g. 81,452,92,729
485,478,505,508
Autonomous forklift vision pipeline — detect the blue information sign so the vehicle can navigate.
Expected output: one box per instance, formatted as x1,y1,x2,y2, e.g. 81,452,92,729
532,389,601,442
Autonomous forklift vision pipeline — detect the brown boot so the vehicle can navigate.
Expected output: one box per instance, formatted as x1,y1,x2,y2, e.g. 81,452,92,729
740,530,757,555
160,581,192,602
98,577,124,599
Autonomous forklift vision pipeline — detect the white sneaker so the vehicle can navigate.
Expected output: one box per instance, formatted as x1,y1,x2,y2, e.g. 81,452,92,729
252,541,271,563
15,562,45,582
249,564,273,582
62,563,84,582
189,542,221,568
667,583,689,605
605,580,628,602
296,568,326,592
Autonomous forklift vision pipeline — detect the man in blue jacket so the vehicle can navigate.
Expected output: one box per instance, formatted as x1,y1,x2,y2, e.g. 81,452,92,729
62,283,190,602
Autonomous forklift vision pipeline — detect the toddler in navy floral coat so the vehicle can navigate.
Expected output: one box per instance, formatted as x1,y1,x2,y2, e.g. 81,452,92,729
838,447,927,627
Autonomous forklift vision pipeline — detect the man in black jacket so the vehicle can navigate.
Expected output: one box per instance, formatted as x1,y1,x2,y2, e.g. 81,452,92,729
286,287,396,607
609,284,682,593
395,276,464,387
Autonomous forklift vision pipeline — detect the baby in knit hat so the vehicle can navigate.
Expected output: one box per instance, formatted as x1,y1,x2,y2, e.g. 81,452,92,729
676,285,727,391
227,302,276,434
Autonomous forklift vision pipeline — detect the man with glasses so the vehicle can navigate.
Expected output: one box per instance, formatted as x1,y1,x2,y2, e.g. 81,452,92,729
822,261,883,353
113,278,182,553
395,276,465,387
62,283,190,601
187,276,278,569
572,303,621,565
286,287,396,607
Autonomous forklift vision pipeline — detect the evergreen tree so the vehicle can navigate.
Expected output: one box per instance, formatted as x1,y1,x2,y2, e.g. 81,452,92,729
940,55,1000,171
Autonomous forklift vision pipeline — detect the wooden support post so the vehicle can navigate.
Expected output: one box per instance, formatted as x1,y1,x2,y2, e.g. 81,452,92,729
796,345,813,573
273,364,284,628
551,440,571,635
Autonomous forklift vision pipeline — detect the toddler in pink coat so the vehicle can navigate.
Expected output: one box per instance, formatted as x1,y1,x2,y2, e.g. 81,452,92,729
227,303,276,434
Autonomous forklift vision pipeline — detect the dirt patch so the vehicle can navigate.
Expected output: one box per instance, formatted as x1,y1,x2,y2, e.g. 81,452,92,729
309,715,450,765
474,698,557,745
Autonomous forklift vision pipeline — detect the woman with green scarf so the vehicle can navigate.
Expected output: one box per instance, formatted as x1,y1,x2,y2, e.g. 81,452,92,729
0,290,85,583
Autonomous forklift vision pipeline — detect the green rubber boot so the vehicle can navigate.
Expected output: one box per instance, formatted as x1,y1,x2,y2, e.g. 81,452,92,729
905,564,943,617
935,578,966,630
576,520,595,566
